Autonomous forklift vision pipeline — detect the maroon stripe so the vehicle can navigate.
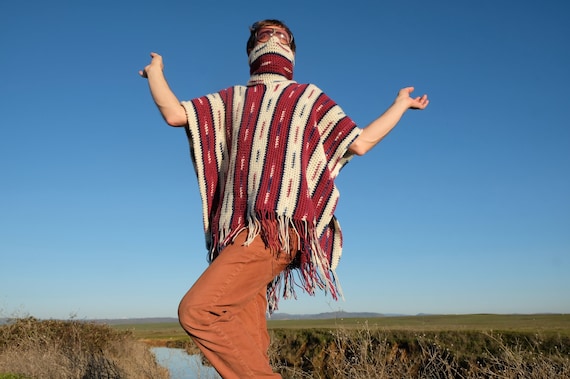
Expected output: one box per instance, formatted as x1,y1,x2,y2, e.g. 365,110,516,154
249,53,294,80
312,92,357,162
190,96,220,215
322,117,357,162
305,92,355,232
222,88,234,153
208,88,234,242
255,83,309,213
227,85,265,231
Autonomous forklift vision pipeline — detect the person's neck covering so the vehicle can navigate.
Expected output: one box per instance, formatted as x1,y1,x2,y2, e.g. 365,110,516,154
248,37,295,85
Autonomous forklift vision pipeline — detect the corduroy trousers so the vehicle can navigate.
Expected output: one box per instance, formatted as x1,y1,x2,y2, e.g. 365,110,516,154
178,229,297,379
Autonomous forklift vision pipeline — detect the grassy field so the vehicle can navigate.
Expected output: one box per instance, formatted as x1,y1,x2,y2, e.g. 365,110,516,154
2,315,568,378
110,314,570,378
112,321,186,342
269,314,570,334
112,313,570,342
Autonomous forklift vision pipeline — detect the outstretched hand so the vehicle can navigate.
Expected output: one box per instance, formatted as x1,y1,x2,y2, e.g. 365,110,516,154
396,87,429,110
139,52,164,78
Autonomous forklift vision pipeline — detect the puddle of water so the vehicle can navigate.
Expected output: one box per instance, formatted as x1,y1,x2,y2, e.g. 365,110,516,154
151,347,220,379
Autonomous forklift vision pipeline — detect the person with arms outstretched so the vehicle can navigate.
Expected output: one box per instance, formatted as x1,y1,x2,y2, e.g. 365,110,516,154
140,19,428,378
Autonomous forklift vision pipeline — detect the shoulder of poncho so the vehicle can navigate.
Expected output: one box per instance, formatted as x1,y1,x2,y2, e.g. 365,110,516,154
300,83,334,102
297,82,322,92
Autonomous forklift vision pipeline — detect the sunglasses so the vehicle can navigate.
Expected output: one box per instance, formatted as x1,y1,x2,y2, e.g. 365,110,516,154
255,27,293,45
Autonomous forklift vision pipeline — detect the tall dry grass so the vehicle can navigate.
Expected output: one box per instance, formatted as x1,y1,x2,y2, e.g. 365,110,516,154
3,317,569,378
0,317,168,379
269,324,570,378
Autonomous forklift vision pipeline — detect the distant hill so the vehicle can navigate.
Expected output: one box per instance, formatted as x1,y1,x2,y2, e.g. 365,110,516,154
269,311,388,320
92,312,392,325
91,317,178,325
1,312,403,326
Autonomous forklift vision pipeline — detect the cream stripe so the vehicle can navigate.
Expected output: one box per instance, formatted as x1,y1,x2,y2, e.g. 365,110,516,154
217,87,246,239
276,85,312,217
181,100,211,235
246,86,276,214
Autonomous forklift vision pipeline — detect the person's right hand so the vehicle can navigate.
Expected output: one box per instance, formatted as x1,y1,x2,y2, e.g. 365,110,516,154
139,52,164,78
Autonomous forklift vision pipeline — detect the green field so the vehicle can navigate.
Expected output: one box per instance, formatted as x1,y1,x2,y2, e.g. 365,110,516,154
112,314,570,342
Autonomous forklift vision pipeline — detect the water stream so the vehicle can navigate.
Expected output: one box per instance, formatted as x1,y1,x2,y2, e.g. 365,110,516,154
151,347,220,379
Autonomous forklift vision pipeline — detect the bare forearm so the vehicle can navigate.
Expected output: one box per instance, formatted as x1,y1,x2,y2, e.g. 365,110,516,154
145,68,187,126
349,101,409,156
349,87,429,156
140,52,187,126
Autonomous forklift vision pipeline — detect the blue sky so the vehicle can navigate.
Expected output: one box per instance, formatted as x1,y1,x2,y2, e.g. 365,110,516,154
1,1,568,320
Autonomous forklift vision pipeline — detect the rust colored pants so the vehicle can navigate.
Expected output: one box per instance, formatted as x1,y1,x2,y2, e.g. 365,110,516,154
178,230,297,378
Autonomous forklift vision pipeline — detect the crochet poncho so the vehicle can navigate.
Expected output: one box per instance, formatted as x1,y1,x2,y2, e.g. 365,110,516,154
181,38,361,312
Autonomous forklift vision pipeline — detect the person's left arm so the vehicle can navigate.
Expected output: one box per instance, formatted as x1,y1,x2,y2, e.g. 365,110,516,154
348,87,429,156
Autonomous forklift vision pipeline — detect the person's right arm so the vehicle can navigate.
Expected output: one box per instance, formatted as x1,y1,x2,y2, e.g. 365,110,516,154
139,52,188,127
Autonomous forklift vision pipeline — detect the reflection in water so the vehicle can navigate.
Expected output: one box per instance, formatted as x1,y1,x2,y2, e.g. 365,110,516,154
151,347,220,379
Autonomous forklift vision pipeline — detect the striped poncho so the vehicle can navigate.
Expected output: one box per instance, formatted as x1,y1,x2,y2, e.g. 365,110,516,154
182,38,361,312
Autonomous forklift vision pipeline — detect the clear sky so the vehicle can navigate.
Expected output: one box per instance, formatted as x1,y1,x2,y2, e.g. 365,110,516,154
1,1,569,320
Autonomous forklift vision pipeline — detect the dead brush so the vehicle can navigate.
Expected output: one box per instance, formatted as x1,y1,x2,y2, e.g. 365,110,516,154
269,323,570,379
0,317,168,379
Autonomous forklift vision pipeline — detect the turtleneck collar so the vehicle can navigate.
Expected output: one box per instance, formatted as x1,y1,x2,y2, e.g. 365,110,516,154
247,37,295,86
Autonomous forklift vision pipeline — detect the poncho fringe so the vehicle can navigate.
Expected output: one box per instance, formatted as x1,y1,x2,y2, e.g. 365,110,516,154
214,213,342,313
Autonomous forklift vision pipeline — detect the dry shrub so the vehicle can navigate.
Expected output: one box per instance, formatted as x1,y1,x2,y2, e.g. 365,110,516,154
269,324,570,379
473,333,570,379
0,317,168,379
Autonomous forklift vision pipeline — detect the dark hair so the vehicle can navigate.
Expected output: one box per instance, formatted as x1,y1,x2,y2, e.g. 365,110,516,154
246,19,296,55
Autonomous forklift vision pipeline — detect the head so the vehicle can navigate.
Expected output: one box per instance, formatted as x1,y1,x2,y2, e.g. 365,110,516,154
246,19,296,56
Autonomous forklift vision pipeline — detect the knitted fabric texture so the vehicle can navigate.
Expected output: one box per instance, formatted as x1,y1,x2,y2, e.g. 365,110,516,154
182,37,361,312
